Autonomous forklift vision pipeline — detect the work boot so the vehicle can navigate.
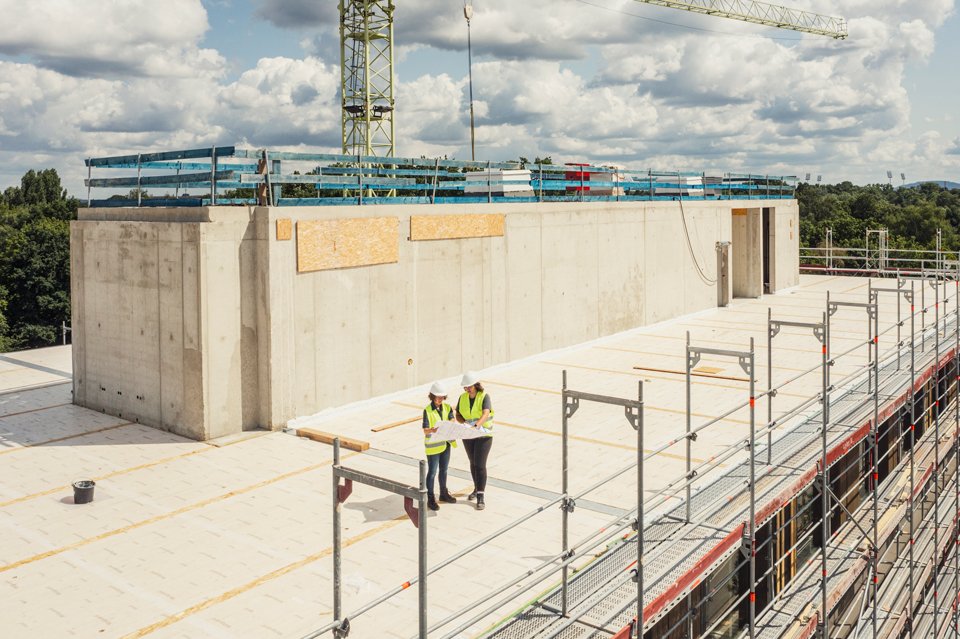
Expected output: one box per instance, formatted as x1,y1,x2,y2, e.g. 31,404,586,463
476,493,485,511
467,490,477,501
428,496,439,511
439,491,457,504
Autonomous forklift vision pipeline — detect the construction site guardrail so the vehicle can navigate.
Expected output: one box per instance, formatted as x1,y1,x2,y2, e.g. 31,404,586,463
82,146,796,208
302,271,960,639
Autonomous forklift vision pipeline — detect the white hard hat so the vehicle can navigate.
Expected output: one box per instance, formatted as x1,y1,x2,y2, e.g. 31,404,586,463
460,371,480,387
429,381,448,396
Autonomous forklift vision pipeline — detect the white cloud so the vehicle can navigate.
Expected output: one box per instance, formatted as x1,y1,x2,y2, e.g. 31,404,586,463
0,0,221,78
219,57,342,148
1,0,959,193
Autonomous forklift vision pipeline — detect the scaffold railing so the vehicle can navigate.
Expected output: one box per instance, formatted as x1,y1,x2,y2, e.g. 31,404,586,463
300,272,960,639
81,146,797,208
801,227,959,278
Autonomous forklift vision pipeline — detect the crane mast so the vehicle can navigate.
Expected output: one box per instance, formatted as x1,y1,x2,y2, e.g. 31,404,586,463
340,0,396,157
339,0,846,155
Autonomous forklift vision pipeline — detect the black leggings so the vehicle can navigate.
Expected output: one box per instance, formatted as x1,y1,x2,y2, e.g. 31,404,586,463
463,437,493,493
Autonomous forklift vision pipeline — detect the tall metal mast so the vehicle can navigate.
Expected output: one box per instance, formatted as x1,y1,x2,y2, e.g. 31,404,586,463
340,0,396,156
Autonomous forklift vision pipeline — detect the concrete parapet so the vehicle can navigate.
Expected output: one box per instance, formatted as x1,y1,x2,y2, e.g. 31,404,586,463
70,199,798,439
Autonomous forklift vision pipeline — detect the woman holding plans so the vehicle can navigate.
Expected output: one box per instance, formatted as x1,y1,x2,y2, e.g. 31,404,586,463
456,371,494,511
422,381,458,511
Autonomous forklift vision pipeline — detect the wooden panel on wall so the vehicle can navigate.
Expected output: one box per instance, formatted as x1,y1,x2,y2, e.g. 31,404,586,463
409,214,505,241
276,218,292,241
297,217,399,273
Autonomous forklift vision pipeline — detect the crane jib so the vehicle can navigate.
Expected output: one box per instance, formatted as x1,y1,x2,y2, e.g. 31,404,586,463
634,0,848,39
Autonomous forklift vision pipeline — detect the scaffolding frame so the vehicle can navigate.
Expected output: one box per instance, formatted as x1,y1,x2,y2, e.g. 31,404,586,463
802,227,959,279
865,229,889,274
301,268,960,639
327,439,427,639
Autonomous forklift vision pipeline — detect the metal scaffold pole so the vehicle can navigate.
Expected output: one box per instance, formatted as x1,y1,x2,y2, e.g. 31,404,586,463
870,281,879,638
922,272,927,351
934,277,942,637
910,279,916,638
686,331,693,523
749,337,757,639
333,440,343,638
635,380,645,639
824,293,878,637
326,438,429,639
768,308,773,467
418,459,428,639
768,311,827,470
561,370,571,616
898,275,904,371
685,338,757,637
821,292,832,639
868,280,874,396
952,280,960,639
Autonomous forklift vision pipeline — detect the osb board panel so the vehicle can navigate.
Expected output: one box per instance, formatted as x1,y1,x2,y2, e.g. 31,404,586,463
409,214,505,241
276,218,292,241
732,208,749,216
297,217,399,273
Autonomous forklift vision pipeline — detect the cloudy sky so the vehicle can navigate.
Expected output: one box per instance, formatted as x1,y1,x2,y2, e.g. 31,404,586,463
0,0,958,196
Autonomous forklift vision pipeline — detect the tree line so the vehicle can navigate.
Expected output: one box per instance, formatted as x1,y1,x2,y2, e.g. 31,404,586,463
0,169,77,351
0,168,958,352
798,181,960,253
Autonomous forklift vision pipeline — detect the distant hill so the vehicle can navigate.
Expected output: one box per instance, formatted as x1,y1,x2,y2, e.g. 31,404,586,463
902,180,960,190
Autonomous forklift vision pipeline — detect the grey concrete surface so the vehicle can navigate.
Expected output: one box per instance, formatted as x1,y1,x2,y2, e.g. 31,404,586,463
71,199,798,439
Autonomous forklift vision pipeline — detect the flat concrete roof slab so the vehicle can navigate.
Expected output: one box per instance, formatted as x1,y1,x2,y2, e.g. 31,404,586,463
2,275,899,638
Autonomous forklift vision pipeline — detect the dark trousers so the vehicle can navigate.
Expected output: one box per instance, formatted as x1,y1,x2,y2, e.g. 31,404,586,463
426,444,451,498
463,437,493,493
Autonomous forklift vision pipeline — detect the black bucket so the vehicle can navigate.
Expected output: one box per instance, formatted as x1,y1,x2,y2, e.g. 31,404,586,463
72,480,95,504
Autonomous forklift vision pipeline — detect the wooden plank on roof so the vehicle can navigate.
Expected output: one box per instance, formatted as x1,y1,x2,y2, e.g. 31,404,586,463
296,428,370,451
297,217,399,273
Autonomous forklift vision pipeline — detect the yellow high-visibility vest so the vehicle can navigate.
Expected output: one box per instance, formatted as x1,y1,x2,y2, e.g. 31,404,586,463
457,391,493,436
424,403,456,456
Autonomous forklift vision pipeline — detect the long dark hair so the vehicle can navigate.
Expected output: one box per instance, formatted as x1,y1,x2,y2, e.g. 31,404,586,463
471,382,484,393
428,393,446,403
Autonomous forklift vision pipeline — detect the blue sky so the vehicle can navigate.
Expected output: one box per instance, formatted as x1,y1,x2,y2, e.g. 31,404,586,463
0,0,957,195
906,12,960,167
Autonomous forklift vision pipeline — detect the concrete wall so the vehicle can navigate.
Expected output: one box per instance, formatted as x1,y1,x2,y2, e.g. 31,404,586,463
71,209,259,440
71,199,799,439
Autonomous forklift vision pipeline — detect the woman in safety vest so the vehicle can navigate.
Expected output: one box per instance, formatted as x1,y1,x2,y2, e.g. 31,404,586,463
456,371,494,510
423,381,458,511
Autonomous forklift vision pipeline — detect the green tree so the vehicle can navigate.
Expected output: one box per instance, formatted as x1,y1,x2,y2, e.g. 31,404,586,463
0,168,77,351
798,180,960,269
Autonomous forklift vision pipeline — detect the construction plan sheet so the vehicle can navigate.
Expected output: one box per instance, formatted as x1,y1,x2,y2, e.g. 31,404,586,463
427,420,491,442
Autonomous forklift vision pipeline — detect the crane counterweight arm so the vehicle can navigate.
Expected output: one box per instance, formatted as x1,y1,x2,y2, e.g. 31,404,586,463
635,0,848,38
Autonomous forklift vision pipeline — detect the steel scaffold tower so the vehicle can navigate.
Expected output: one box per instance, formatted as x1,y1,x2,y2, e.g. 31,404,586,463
340,0,396,157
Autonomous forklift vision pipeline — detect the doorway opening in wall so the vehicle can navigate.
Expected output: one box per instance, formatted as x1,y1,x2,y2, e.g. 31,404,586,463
731,208,762,299
762,207,774,294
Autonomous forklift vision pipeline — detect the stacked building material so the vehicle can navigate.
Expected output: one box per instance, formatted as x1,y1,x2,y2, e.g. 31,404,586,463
463,169,534,198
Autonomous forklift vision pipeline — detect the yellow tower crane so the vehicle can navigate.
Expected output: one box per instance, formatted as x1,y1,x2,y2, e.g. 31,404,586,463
339,0,847,156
